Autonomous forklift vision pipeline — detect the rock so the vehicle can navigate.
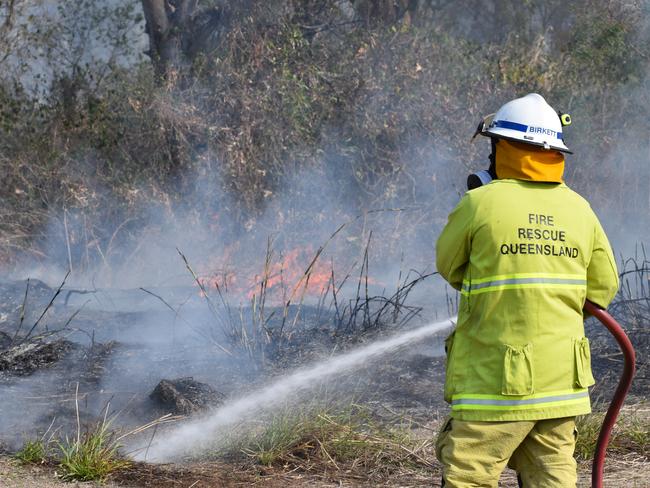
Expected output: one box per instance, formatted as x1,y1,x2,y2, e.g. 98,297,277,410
0,339,74,375
150,377,226,415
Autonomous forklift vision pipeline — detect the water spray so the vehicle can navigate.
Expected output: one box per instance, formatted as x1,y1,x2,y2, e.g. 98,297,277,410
137,316,456,461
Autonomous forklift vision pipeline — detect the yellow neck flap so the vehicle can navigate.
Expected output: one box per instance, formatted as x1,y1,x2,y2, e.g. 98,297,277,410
495,139,565,183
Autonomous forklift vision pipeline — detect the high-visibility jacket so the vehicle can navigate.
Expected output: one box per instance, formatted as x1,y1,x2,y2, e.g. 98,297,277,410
436,179,619,421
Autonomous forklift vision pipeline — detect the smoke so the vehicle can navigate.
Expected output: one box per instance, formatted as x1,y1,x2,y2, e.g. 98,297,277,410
573,41,650,256
13,128,457,295
0,136,456,448
0,371,61,450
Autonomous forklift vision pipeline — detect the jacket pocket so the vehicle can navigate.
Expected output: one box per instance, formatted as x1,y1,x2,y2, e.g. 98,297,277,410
502,343,534,396
574,337,596,388
443,330,456,403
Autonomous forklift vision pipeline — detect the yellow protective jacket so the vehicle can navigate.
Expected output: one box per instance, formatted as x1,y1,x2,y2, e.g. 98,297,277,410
436,179,619,421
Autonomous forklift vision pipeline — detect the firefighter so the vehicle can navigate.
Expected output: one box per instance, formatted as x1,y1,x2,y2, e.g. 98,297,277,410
435,93,620,487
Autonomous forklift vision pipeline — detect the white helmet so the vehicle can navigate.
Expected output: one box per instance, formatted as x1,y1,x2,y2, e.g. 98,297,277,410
474,93,572,153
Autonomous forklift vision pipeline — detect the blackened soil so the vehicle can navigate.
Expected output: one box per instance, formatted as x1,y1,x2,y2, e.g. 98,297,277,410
0,339,75,376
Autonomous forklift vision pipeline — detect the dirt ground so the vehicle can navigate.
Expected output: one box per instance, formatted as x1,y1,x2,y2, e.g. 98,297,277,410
0,456,118,487
2,454,649,487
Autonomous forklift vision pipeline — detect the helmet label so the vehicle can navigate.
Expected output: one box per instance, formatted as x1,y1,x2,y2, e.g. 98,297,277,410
528,126,561,139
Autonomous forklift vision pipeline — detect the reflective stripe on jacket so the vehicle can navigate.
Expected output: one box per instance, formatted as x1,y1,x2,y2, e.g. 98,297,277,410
436,179,619,421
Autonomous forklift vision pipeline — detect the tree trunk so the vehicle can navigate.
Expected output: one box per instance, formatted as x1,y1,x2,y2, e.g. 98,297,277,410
140,0,207,170
353,0,420,26
141,0,199,81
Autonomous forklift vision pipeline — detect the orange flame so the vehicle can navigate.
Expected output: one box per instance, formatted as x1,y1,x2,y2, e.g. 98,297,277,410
197,245,334,302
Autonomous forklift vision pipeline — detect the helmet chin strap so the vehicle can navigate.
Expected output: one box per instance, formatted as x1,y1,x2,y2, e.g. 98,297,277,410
467,139,498,190
487,138,497,180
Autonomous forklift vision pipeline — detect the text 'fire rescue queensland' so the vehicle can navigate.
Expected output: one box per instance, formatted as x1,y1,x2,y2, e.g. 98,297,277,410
499,212,579,258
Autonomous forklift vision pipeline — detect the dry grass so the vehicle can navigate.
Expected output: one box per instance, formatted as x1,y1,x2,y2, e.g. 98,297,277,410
10,400,179,483
575,405,650,462
577,454,650,488
217,402,436,481
4,405,650,487
1,1,648,273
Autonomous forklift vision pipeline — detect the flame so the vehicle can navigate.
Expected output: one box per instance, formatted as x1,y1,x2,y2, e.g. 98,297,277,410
197,245,334,302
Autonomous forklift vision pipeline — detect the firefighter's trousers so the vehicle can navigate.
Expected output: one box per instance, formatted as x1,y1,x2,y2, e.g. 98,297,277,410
435,417,578,487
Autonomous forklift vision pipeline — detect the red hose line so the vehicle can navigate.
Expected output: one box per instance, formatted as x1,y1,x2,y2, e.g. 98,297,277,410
584,300,636,488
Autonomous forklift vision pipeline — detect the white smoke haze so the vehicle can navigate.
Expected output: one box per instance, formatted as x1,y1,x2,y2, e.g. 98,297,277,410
0,140,456,453
0,370,62,448
12,134,457,302
594,69,650,255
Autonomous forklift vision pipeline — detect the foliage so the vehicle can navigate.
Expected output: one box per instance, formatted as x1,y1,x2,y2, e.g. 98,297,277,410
11,398,170,481
0,0,649,273
56,418,130,482
14,439,47,465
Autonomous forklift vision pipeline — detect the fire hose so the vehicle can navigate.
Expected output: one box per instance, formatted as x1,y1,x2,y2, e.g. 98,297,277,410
584,300,636,488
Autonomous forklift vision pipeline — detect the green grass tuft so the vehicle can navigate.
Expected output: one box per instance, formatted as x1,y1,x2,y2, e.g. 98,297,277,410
57,419,130,482
14,439,47,465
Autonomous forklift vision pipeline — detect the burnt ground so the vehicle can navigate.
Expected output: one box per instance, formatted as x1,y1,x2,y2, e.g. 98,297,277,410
0,443,648,487
0,278,449,438
0,278,648,487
